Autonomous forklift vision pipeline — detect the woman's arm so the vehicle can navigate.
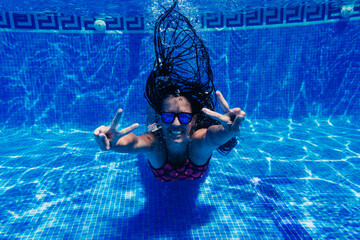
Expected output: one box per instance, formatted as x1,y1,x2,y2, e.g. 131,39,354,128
189,91,245,164
94,109,156,153
112,132,156,153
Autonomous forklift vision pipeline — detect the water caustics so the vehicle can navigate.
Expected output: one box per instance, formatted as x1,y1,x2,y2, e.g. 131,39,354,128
1,0,360,239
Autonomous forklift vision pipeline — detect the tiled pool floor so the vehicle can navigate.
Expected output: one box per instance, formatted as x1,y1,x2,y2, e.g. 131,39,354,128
0,119,359,239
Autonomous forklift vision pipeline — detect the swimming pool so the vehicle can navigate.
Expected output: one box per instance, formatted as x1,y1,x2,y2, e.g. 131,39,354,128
1,0,360,239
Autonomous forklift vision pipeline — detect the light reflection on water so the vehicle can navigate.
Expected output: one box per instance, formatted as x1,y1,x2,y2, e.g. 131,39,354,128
0,118,359,239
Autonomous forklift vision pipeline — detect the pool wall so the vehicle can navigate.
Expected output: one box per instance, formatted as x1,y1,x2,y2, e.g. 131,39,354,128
1,3,360,130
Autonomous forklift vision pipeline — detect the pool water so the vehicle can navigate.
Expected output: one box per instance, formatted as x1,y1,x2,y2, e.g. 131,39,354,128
1,0,360,239
1,119,359,239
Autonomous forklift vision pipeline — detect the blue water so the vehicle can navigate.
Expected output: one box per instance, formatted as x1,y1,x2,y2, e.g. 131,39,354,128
1,1,360,239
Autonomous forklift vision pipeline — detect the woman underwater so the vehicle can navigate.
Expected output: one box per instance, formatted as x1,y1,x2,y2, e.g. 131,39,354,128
94,3,245,182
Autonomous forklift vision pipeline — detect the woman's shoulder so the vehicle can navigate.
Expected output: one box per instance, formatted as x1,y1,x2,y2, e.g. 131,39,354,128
138,130,164,151
143,131,166,168
189,128,213,165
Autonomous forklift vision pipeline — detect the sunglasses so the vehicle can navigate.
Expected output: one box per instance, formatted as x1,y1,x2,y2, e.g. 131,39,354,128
160,112,193,124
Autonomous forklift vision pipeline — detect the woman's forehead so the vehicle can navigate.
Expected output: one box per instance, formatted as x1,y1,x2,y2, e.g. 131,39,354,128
162,95,191,110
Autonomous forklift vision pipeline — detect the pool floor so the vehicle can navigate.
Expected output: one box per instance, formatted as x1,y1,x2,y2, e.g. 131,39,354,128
0,118,359,239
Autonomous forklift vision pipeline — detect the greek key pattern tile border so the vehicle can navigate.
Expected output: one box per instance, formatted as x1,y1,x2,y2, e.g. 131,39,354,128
1,3,360,33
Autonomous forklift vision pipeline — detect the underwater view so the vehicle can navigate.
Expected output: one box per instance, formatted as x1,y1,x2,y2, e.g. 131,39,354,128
1,0,360,239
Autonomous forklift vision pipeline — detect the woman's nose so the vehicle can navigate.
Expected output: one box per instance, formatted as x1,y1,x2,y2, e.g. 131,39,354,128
172,116,181,126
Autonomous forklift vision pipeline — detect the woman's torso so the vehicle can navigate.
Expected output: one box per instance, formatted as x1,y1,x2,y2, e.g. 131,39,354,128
146,133,211,182
146,132,210,168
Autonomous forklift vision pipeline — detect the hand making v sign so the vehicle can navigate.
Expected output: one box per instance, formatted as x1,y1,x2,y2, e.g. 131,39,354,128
202,91,246,134
94,109,139,151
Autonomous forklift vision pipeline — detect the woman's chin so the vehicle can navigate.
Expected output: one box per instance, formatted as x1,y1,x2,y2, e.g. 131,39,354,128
167,137,184,144
165,135,188,146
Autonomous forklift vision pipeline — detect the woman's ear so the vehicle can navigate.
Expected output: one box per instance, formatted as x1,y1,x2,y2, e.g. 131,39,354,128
192,114,197,122
190,114,197,128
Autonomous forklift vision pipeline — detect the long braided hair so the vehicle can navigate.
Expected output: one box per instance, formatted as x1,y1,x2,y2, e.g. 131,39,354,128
144,2,237,155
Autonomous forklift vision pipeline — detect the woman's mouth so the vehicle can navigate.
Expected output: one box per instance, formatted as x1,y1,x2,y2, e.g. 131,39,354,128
170,130,183,136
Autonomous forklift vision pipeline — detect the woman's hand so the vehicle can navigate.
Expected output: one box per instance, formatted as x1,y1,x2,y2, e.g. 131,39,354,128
94,109,139,151
202,91,245,134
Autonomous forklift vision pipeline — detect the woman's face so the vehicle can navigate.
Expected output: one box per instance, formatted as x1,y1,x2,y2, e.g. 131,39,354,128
159,95,195,147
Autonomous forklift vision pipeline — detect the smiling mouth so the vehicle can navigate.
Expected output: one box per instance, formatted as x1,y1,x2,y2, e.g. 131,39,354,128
170,130,183,136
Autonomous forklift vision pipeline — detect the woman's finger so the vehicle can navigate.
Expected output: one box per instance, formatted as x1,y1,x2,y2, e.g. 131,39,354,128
110,109,123,130
216,91,230,113
202,108,229,124
98,133,110,150
231,116,244,132
94,126,102,136
118,123,139,135
94,126,107,136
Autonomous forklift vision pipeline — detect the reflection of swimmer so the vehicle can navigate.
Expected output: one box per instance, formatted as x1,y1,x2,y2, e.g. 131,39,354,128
93,3,245,182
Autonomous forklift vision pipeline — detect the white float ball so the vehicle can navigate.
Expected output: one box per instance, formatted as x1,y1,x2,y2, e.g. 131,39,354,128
94,19,106,31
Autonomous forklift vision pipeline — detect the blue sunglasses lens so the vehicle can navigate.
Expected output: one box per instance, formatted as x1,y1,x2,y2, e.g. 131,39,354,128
178,113,192,124
161,112,175,123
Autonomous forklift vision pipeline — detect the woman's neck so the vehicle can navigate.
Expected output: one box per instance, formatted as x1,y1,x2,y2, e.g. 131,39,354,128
166,141,188,154
166,141,189,166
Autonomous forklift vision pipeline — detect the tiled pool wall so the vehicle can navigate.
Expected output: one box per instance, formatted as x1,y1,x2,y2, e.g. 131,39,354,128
1,2,360,130
1,3,360,32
